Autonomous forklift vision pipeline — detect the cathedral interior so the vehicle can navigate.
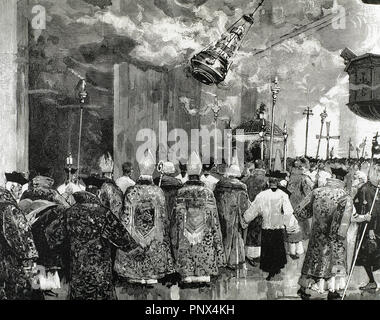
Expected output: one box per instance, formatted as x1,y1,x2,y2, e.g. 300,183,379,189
2,0,380,300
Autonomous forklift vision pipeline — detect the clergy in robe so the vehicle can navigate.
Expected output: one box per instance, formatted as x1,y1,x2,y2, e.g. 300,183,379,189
114,150,175,284
57,168,85,206
286,158,314,258
214,157,250,269
45,191,139,300
21,169,71,283
295,168,361,300
171,152,226,283
5,172,29,203
200,160,219,192
176,161,189,184
116,162,136,194
353,162,380,292
242,160,268,265
98,153,124,218
153,162,183,222
0,188,39,300
244,171,297,281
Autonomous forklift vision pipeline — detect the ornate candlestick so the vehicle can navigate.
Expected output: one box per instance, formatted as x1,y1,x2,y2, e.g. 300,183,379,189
66,153,73,183
75,79,88,179
258,107,266,161
269,77,281,171
283,122,288,172
316,108,328,159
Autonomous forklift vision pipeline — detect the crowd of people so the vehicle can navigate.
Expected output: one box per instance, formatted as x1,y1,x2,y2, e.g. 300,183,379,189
0,150,379,300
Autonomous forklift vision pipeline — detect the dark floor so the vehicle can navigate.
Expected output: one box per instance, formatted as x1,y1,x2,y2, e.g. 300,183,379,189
45,240,380,301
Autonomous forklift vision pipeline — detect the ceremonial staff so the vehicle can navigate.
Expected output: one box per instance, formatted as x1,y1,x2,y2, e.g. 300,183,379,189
283,122,288,172
303,107,314,157
269,77,280,171
75,79,88,180
316,109,328,159
342,133,380,300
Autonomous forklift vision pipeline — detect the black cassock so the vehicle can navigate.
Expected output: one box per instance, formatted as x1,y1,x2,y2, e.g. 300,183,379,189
354,182,380,271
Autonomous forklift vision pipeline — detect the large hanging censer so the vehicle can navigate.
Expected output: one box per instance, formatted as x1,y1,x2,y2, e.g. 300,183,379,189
189,0,265,86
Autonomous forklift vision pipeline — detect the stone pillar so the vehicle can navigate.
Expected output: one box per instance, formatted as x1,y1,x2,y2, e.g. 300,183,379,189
0,0,29,185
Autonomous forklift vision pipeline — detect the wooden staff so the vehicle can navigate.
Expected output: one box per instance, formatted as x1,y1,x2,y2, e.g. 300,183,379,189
342,184,380,300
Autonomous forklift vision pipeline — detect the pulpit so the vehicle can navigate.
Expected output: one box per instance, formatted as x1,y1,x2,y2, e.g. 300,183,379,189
342,48,380,121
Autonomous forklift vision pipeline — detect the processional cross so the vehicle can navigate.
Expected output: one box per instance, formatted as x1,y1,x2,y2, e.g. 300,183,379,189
316,122,340,160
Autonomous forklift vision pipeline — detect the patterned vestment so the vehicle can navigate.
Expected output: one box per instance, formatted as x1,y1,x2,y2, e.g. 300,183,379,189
171,180,226,279
114,178,175,282
295,179,354,283
45,191,139,300
99,180,124,218
214,177,250,268
287,169,314,242
0,188,39,300
21,186,70,273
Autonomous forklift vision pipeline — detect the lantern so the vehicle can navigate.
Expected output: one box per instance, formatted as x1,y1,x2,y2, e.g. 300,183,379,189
189,0,265,86
342,48,380,121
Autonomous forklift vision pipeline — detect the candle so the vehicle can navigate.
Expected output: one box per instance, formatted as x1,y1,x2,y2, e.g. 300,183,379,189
66,154,73,166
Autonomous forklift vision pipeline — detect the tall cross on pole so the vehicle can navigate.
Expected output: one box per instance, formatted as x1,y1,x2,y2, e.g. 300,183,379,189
316,121,340,160
303,107,314,157
316,109,328,159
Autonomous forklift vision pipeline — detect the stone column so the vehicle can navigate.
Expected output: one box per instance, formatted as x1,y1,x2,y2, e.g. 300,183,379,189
0,0,29,185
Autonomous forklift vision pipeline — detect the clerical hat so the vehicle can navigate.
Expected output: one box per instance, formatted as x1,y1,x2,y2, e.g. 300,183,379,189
5,172,28,186
202,158,215,172
33,166,52,177
331,167,349,180
82,176,106,189
267,171,287,180
64,167,78,174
